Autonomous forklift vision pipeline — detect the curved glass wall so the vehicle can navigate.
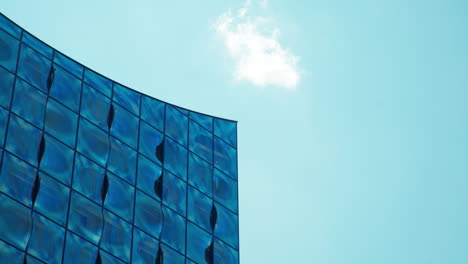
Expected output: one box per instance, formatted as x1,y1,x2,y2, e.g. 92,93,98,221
0,12,238,264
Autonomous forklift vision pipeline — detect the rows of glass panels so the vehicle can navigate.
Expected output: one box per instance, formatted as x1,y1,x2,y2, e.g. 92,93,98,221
0,12,238,264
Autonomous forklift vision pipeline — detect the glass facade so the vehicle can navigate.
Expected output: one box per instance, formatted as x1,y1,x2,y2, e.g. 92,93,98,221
0,13,239,264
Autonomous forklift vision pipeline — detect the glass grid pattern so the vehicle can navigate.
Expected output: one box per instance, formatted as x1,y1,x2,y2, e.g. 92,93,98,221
0,13,239,264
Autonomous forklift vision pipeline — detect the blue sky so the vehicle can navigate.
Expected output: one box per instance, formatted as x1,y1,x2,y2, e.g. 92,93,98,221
2,0,468,263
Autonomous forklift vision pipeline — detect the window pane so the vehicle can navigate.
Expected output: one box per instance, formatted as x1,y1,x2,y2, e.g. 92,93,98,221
189,111,213,132
11,78,46,127
53,52,83,79
80,84,110,130
161,206,185,253
40,134,74,186
136,154,162,201
141,96,165,132
189,120,212,163
63,231,97,264
33,172,70,225
22,32,53,59
101,210,132,262
214,168,238,213
164,137,187,181
110,103,138,149
0,66,14,108
165,105,188,147
68,191,103,245
28,212,65,264
214,137,237,180
134,191,163,238
84,68,112,97
0,29,20,72
77,118,109,167
187,185,212,232
188,152,213,197
104,172,134,222
0,193,32,250
214,118,237,147
132,228,158,264
6,114,42,166
214,238,239,264
50,65,82,112
214,202,239,249
187,222,212,264
163,170,186,216
17,44,51,92
44,98,78,148
72,153,105,202
108,136,137,185
0,239,24,264
0,152,36,206
113,83,140,116
138,121,163,165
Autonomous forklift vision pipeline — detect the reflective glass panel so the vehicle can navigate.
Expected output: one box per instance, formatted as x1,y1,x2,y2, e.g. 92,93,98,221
138,121,163,165
0,29,20,72
189,111,213,132
134,191,163,238
68,191,103,245
187,185,212,232
141,96,165,132
214,137,237,180
104,172,134,222
188,152,212,197
5,114,42,166
11,78,46,127
163,170,186,216
44,98,78,148
108,136,137,185
40,134,74,186
0,66,14,108
0,107,7,147
214,118,237,147
17,44,51,92
84,68,112,97
110,103,138,149
0,193,31,250
50,65,82,111
161,206,185,253
28,212,65,264
22,32,53,59
0,16,21,38
164,137,187,180
34,172,70,225
214,168,238,213
214,238,239,264
77,118,109,167
72,153,105,202
81,84,110,130
0,152,36,206
132,227,158,264
189,120,212,163
165,105,188,146
187,222,212,264
160,243,185,264
54,51,83,79
0,239,24,264
136,154,162,201
99,250,126,264
63,231,97,264
214,202,239,249
113,83,140,116
101,210,132,262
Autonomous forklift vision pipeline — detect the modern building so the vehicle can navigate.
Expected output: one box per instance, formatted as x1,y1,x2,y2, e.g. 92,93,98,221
0,12,238,264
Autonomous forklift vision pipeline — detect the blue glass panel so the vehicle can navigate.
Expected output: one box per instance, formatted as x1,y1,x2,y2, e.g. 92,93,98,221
27,256,46,264
136,154,162,201
81,84,111,130
0,16,21,38
141,96,165,132
189,111,213,132
99,250,125,264
84,69,112,97
188,152,212,196
132,228,158,264
161,206,185,253
134,191,163,238
214,118,237,147
17,44,51,92
63,231,98,264
0,29,20,72
214,169,238,213
110,103,138,149
164,137,187,180
187,185,212,232
0,66,14,108
73,153,104,202
0,152,36,206
0,107,7,147
11,78,46,127
138,121,163,165
101,210,132,262
214,203,239,249
0,239,24,264
189,120,212,163
0,193,31,250
5,114,42,166
28,212,65,264
40,134,74,186
104,172,134,222
165,105,188,146
163,170,186,216
68,191,103,245
50,65,82,111
77,118,109,167
186,259,197,264
160,243,185,264
214,137,237,180
108,136,137,185
187,222,212,264
113,83,140,115
174,106,188,116
214,238,239,264
34,172,69,225
44,98,78,148
22,32,53,59
54,52,83,79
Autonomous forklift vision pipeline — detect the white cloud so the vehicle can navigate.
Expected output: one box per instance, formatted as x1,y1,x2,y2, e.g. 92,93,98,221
214,1,300,90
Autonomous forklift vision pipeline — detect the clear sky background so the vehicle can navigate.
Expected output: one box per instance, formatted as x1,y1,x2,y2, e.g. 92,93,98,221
2,0,468,263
